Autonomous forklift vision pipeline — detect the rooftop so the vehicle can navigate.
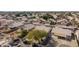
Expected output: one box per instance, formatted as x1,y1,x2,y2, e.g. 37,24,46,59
35,25,51,32
52,27,72,37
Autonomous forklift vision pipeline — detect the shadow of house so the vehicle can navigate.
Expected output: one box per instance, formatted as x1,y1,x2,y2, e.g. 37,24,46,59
42,29,52,46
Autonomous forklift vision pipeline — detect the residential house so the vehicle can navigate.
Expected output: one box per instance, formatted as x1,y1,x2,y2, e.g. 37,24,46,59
57,19,68,25
56,25,76,30
35,25,51,32
0,19,14,29
52,27,73,40
23,24,35,31
8,21,24,29
75,30,79,40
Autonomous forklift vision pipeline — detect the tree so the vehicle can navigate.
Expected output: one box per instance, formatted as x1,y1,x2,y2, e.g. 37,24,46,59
41,14,54,20
15,13,20,17
27,29,47,44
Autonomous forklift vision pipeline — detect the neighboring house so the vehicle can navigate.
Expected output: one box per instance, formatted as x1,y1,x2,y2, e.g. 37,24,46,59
52,27,73,40
57,19,68,25
8,22,24,29
44,23,50,26
0,19,13,25
75,16,79,23
35,25,51,32
0,15,3,19
17,16,28,21
23,24,35,31
0,19,14,26
0,32,5,39
32,21,41,25
32,18,46,25
22,16,28,21
75,30,79,40
75,30,79,46
57,19,67,23
56,25,76,30
49,19,56,23
49,13,57,19
66,16,74,22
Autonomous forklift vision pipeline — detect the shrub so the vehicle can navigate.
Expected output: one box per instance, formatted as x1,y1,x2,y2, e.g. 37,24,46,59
18,30,28,38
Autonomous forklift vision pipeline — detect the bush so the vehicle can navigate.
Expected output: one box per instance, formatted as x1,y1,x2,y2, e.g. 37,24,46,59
18,30,28,38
